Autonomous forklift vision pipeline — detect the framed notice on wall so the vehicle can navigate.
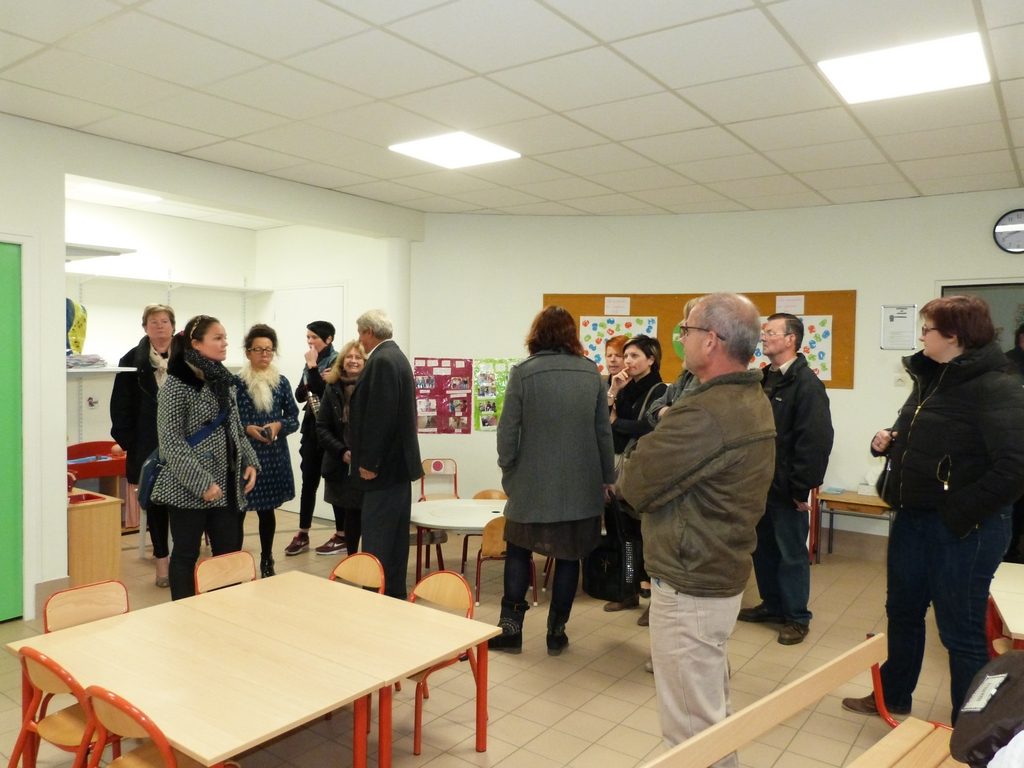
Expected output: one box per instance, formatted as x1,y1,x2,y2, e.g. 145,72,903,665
880,305,917,350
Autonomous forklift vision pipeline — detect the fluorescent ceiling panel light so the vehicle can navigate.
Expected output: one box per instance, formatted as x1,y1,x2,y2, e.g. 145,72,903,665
389,131,520,169
818,32,989,105
67,181,163,206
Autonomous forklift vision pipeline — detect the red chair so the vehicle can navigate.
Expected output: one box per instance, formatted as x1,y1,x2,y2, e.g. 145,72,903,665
8,646,115,768
459,489,506,573
474,517,537,607
85,685,238,768
419,458,459,501
194,551,257,594
43,579,129,633
406,571,478,755
329,552,385,594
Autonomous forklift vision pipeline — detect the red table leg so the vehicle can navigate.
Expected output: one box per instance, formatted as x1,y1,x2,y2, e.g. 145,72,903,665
378,684,393,768
475,641,488,752
352,694,368,768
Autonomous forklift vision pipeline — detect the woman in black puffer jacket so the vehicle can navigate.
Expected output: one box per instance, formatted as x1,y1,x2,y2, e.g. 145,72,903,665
843,295,1024,723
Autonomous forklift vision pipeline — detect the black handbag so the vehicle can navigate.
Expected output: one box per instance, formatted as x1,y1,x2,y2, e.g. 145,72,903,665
582,498,643,603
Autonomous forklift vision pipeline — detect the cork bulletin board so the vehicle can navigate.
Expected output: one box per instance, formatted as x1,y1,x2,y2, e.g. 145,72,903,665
544,291,857,389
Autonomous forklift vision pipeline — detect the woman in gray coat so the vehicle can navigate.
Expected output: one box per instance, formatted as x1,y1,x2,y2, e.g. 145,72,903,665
491,306,615,655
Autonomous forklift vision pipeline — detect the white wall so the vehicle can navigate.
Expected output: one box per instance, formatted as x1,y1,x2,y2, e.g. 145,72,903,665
410,193,1024,527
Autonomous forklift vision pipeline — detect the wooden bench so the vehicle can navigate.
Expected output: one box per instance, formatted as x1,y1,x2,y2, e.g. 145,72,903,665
640,633,965,768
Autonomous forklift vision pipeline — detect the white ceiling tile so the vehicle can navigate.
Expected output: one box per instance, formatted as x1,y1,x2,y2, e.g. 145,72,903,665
679,67,839,123
706,174,810,198
661,199,747,214
1012,118,1024,146
990,23,1024,80
133,90,289,138
185,141,305,172
242,123,373,166
898,149,1014,181
629,185,727,207
392,78,549,131
743,191,829,209
0,80,116,127
796,164,906,191
287,30,471,98
672,153,781,183
267,163,375,189
142,0,368,59
496,200,586,215
917,171,1020,195
337,180,428,204
516,176,615,200
460,158,570,186
0,31,42,67
562,194,654,214
545,0,753,41
400,195,483,213
204,65,370,120
477,114,604,155
766,139,887,172
588,166,692,192
334,145,438,179
982,0,1024,28
389,0,593,71
1,48,181,109
769,0,978,61
613,10,801,89
566,92,711,141
536,143,654,176
60,12,264,87
490,47,662,111
852,85,1001,135
448,187,545,208
729,108,865,151
322,0,450,25
81,114,221,152
311,102,449,147
392,172,496,196
0,0,120,43
1002,78,1024,118
823,182,918,204
625,127,750,164
877,122,1009,161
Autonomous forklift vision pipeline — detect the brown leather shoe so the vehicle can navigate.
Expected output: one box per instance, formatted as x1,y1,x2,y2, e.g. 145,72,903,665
738,603,784,623
777,622,809,645
841,693,911,716
636,605,650,626
603,594,640,612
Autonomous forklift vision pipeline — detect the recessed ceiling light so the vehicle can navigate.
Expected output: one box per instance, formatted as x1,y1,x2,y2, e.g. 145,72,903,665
818,32,989,105
389,132,520,169
66,181,163,206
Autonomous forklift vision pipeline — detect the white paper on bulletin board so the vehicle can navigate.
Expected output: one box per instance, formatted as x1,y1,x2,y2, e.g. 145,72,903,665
776,295,805,314
604,296,630,315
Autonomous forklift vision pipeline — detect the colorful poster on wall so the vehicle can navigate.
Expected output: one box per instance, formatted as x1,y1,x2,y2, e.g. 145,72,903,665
579,316,658,374
413,357,472,434
750,315,833,380
473,358,517,432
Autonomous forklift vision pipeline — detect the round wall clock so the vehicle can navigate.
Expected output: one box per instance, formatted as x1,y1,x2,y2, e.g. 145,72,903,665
994,209,1024,253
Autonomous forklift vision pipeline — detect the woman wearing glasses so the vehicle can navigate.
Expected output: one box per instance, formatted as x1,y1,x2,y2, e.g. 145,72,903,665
150,315,259,599
235,324,299,577
842,296,1024,721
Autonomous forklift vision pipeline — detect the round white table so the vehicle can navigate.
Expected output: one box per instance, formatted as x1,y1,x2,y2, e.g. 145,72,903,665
411,499,505,582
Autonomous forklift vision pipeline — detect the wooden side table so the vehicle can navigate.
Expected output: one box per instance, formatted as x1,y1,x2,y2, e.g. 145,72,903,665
67,489,121,585
812,490,892,563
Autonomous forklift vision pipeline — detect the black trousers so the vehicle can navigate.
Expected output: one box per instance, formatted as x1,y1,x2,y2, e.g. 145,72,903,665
168,505,240,600
361,484,411,600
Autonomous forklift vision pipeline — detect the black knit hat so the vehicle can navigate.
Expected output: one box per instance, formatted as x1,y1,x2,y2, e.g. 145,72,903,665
306,320,335,342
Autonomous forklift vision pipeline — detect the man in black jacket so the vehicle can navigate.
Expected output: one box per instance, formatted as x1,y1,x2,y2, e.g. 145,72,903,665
349,309,423,600
739,313,833,645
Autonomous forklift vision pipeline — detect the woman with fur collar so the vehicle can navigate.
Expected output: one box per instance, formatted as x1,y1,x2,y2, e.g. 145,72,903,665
235,323,299,577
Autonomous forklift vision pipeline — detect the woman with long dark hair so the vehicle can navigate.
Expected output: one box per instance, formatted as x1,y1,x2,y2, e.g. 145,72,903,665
150,315,258,600
490,306,615,655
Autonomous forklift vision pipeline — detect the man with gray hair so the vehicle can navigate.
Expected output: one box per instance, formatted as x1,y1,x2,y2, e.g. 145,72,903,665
349,309,423,599
619,293,776,768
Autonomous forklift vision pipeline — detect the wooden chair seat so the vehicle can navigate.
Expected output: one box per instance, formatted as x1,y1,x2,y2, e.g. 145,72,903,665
35,703,91,746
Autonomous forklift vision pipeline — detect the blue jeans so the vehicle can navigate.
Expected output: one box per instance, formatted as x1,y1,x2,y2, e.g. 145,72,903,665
503,543,579,625
880,507,1011,719
751,498,811,625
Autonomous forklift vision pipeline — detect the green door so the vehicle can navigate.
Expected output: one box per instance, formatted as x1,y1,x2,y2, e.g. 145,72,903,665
0,243,22,620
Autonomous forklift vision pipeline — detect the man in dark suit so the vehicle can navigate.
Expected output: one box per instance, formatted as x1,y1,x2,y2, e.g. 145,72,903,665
349,309,423,599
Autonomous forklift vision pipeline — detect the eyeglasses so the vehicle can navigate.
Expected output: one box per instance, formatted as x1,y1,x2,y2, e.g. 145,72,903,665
248,347,275,355
679,324,728,341
921,325,938,335
761,330,793,338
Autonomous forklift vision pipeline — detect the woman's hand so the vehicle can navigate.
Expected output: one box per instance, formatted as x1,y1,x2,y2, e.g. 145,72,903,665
267,421,281,441
608,369,629,397
202,483,223,502
872,429,896,454
246,425,272,444
243,466,257,493
343,450,352,465
304,345,318,368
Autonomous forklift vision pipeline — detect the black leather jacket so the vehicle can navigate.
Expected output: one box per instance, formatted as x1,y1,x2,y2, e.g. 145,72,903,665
878,342,1024,537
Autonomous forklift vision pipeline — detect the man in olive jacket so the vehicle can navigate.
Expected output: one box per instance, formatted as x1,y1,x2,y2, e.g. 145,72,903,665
620,293,775,767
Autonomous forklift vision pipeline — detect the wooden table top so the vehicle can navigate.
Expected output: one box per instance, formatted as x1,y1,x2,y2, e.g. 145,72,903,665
411,498,506,533
992,562,1024,640
6,571,496,765
817,490,891,513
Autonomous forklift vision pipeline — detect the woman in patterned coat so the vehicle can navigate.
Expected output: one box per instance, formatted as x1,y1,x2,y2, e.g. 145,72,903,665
151,315,259,600
235,324,299,577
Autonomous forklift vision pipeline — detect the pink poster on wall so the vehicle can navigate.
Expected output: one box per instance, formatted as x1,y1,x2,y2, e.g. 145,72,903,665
413,357,473,434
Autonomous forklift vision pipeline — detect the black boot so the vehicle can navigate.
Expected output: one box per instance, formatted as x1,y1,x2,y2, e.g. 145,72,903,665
546,612,569,656
260,554,275,578
489,599,528,654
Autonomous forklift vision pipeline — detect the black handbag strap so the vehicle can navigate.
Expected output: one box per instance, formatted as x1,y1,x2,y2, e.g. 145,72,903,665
186,408,228,447
605,497,633,542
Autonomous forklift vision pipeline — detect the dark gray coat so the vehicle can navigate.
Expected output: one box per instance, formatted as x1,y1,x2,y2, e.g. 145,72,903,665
497,351,615,524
